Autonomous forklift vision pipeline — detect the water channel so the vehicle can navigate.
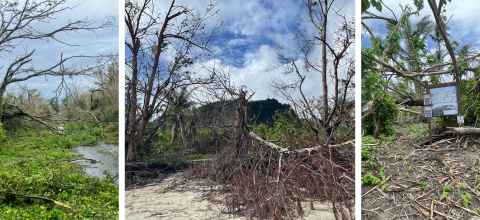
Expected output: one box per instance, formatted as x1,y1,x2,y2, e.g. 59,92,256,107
73,142,119,185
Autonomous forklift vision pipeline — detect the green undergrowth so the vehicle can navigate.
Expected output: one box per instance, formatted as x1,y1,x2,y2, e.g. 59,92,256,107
405,124,429,140
149,154,214,163
0,121,118,219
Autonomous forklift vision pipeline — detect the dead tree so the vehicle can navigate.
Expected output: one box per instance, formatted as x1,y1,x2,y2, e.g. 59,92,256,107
234,91,245,148
125,0,222,161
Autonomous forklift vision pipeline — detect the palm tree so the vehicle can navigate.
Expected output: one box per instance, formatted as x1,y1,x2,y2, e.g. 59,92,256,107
429,25,451,55
168,87,195,148
398,15,435,98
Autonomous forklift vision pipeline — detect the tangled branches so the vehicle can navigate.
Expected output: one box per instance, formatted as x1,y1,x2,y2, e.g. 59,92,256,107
187,137,354,220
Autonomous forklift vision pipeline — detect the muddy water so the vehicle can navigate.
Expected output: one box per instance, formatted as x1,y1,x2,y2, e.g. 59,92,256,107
73,142,119,185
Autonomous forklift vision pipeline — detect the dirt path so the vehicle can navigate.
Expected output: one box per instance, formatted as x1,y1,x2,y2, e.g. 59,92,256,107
362,123,480,219
125,172,337,219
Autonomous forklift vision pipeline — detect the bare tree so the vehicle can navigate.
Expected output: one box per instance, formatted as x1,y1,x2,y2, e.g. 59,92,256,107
273,0,355,145
0,0,114,122
125,0,222,161
265,1,355,218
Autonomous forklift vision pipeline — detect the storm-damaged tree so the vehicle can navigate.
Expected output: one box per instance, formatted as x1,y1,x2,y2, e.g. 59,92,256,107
0,0,114,130
267,0,355,218
125,0,222,161
362,0,480,130
273,0,355,147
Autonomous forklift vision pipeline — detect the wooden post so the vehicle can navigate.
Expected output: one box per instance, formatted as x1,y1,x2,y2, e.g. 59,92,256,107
235,90,246,152
456,80,463,127
425,81,432,145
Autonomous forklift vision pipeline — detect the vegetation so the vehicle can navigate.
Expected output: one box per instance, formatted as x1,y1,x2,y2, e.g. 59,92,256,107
0,9,120,216
0,120,118,219
125,0,354,219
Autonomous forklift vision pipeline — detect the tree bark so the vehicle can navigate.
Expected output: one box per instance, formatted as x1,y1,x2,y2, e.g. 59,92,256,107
373,117,382,138
399,108,421,115
179,114,188,148
234,91,246,152
171,120,178,143
249,132,354,155
395,99,424,106
447,127,480,135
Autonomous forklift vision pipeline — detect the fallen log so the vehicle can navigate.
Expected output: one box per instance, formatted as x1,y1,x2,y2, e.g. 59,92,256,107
447,127,480,135
249,132,354,155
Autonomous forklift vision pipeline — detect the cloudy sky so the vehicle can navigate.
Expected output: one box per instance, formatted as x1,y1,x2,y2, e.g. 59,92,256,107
2,0,119,99
135,0,355,105
362,0,480,64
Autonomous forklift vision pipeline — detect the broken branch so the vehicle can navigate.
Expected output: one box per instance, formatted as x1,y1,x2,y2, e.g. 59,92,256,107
0,191,71,209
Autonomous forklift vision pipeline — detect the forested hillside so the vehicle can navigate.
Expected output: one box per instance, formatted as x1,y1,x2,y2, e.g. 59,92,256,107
198,98,292,127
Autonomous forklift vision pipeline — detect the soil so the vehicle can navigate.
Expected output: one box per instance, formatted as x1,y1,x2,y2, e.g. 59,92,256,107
362,121,480,219
125,171,338,219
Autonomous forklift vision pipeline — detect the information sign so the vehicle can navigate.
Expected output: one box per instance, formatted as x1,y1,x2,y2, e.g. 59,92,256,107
430,85,458,117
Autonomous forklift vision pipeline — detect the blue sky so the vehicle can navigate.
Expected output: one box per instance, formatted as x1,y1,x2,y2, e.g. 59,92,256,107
135,0,355,104
362,0,480,59
2,0,119,99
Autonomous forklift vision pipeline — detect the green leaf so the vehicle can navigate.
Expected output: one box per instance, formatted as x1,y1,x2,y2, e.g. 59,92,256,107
361,0,370,13
372,0,382,12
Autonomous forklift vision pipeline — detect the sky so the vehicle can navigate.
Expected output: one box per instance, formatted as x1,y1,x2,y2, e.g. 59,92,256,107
1,0,119,99
362,0,480,67
133,0,355,106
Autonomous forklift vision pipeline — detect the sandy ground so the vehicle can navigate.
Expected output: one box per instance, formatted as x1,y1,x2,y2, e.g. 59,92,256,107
125,172,338,219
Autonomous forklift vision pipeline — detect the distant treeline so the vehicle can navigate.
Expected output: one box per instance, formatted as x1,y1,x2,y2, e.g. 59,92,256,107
198,98,293,127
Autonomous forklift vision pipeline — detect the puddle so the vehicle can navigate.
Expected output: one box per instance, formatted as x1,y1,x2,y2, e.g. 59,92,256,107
73,142,119,185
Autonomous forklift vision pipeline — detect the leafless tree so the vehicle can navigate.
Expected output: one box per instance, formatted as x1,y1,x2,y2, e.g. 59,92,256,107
125,0,222,161
0,0,114,122
271,0,356,219
273,0,355,145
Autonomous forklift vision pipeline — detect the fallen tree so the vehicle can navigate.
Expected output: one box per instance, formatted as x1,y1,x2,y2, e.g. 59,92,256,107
447,127,480,135
395,99,424,106
249,132,355,155
2,103,64,135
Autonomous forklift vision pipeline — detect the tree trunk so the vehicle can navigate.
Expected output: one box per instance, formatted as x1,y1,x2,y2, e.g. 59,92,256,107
373,118,383,138
126,37,140,161
171,120,178,143
179,114,188,148
447,127,480,135
234,91,246,152
413,80,422,99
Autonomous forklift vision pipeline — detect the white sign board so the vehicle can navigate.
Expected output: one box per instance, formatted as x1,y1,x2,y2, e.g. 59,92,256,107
457,115,464,124
430,85,458,117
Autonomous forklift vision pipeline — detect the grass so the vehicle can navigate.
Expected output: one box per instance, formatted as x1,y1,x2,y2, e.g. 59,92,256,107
0,121,118,219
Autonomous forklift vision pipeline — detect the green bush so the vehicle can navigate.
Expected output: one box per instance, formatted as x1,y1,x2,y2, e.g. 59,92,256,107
363,95,398,136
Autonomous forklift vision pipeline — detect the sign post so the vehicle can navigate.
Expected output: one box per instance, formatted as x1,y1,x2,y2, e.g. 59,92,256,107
424,82,462,145
425,82,432,145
